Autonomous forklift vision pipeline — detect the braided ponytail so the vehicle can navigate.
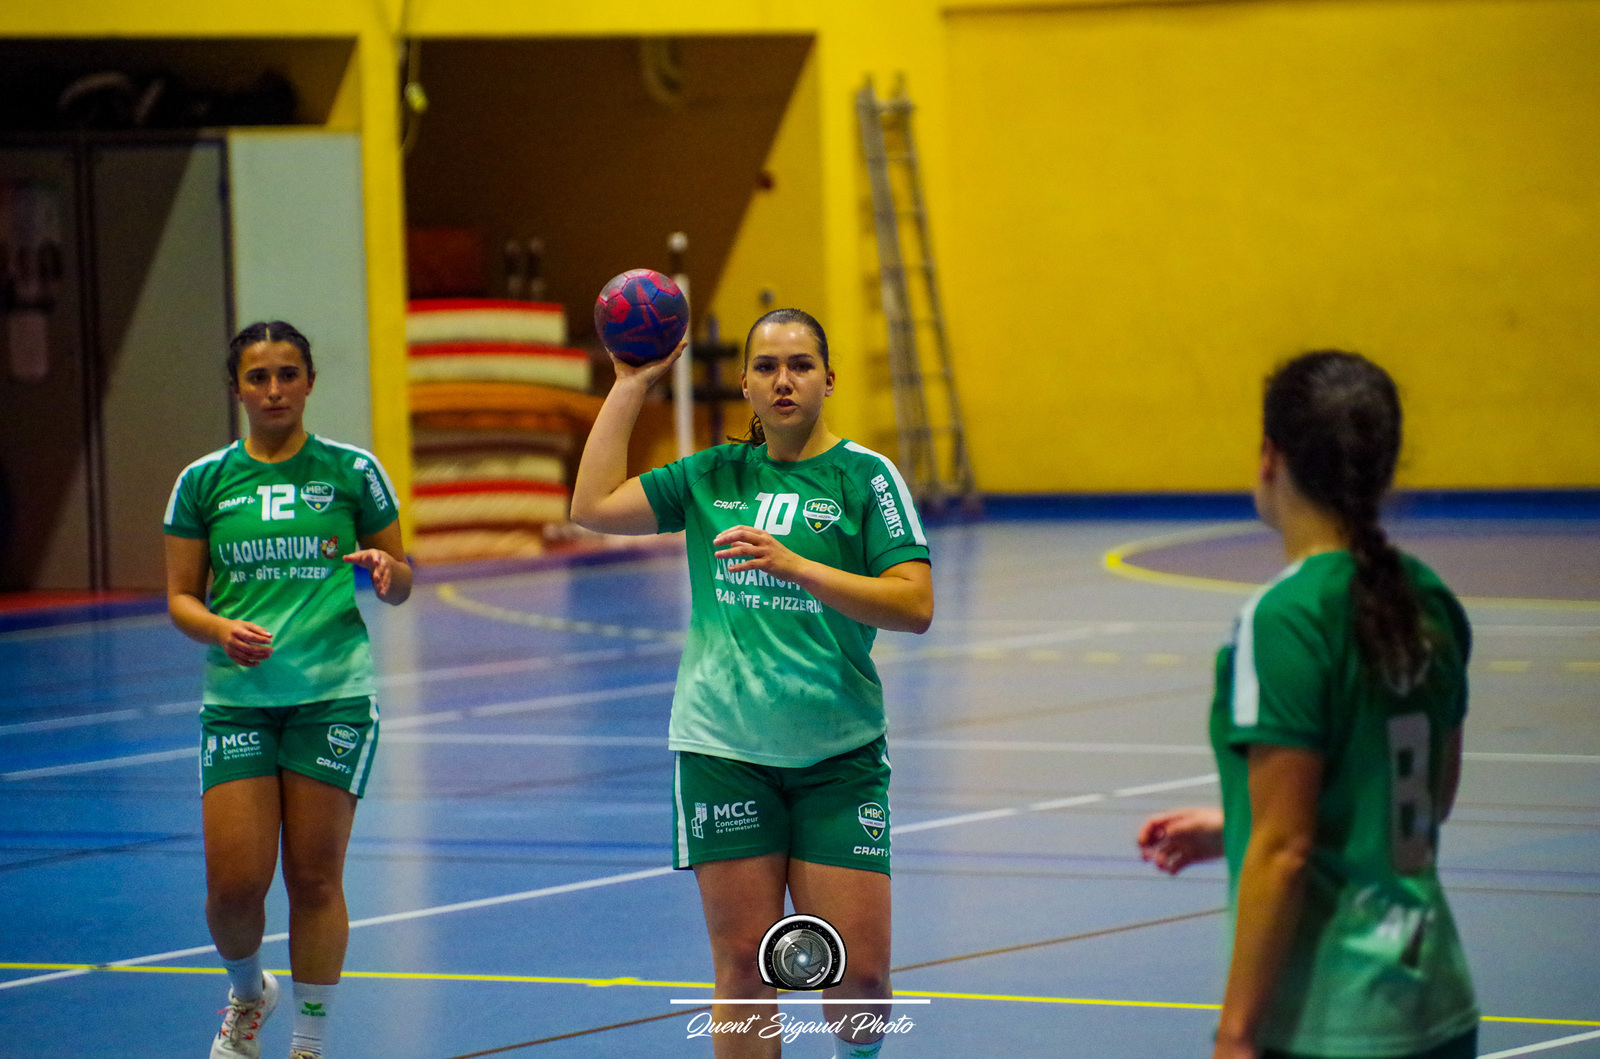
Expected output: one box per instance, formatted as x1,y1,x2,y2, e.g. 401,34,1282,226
1264,351,1431,692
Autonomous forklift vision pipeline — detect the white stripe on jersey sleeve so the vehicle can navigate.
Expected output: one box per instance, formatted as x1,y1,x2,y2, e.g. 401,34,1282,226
1230,559,1305,728
318,436,402,510
163,443,236,527
843,441,928,546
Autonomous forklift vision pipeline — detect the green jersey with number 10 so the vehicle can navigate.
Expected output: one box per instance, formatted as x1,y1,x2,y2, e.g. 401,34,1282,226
164,435,400,708
1211,550,1477,1058
641,440,930,768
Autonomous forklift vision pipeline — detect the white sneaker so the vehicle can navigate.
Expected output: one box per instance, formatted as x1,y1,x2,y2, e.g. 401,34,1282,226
209,970,279,1059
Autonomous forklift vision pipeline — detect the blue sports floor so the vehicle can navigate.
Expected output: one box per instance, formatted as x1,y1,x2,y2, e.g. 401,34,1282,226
2,519,1597,1058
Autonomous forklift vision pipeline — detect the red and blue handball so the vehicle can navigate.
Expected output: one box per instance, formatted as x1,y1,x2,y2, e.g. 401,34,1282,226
593,268,689,366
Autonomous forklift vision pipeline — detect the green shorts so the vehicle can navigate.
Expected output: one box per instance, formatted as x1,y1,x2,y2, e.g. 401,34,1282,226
199,695,379,796
672,736,891,875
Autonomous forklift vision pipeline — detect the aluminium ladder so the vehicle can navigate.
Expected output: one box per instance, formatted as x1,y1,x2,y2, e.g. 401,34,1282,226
855,76,978,513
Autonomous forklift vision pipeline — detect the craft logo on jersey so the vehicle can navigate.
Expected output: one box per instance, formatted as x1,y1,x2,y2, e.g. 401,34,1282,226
302,481,335,513
858,801,886,841
321,535,340,560
803,497,842,533
204,735,218,767
326,724,359,758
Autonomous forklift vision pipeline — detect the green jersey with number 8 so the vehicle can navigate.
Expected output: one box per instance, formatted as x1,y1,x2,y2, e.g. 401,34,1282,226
1211,550,1477,1057
641,439,930,768
164,435,400,708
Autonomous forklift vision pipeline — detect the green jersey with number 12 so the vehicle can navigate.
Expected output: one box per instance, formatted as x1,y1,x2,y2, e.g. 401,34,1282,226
164,435,400,707
1211,550,1477,1057
641,440,930,768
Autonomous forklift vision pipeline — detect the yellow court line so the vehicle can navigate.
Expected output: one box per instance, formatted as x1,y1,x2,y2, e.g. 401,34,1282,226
3,964,1595,1026
898,989,1220,1010
1103,525,1600,612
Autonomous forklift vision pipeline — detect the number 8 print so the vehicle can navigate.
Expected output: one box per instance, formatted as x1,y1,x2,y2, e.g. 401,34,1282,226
1388,712,1435,874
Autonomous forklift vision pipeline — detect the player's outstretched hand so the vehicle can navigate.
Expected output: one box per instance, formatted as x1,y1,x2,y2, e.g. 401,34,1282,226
219,620,273,667
344,548,397,596
1137,807,1225,875
713,525,810,584
610,337,687,388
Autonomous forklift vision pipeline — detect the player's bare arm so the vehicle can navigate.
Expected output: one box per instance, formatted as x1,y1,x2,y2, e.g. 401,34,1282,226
164,533,272,666
570,340,685,534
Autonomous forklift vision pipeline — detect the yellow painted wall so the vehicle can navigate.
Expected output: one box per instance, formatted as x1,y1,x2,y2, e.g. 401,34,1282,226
707,49,826,389
943,0,1600,491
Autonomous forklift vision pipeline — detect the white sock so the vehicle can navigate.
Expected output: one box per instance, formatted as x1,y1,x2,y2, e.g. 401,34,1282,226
220,950,263,1001
290,981,336,1055
836,1037,884,1059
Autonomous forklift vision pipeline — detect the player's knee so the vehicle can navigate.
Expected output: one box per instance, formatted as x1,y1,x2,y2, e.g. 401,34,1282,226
709,937,765,985
281,862,343,908
838,961,890,998
207,871,271,912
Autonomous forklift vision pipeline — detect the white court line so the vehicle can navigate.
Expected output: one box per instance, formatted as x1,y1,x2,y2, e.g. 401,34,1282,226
897,739,1210,756
1113,775,1222,798
0,682,678,780
0,622,1111,743
0,622,1139,750
895,774,1219,837
386,733,662,747
0,770,1218,992
897,807,1022,834
1480,1028,1600,1057
896,740,1600,766
12,723,1599,781
876,624,1138,664
0,866,677,992
1467,752,1600,764
0,644,685,741
0,710,143,736
383,733,1600,767
385,681,677,731
2,748,198,780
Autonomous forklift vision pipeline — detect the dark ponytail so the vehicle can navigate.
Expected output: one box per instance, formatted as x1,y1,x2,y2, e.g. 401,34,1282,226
1263,350,1430,692
732,308,830,446
227,320,314,387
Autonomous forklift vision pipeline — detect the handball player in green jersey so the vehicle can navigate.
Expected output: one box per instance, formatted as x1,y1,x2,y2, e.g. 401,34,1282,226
572,309,933,1059
1137,351,1478,1059
164,322,412,1059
